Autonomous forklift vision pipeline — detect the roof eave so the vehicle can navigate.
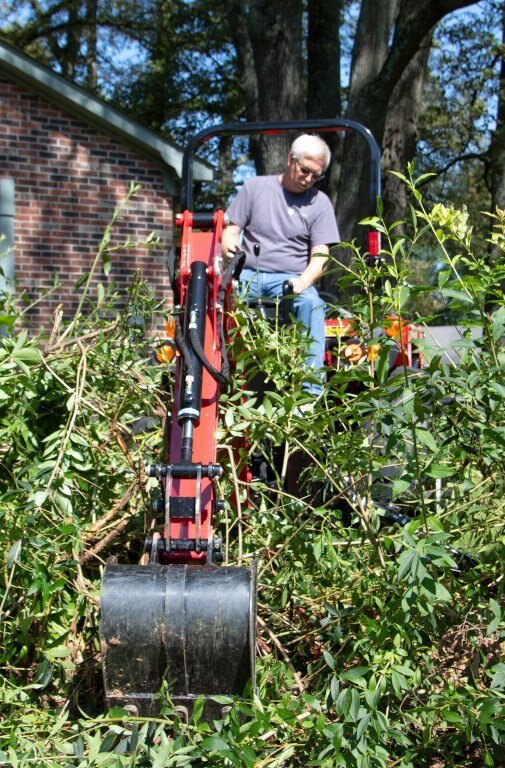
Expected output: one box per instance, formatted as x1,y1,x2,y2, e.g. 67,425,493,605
0,39,213,183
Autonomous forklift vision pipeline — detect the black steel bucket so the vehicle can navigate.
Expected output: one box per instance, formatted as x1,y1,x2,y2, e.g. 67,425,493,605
100,563,256,718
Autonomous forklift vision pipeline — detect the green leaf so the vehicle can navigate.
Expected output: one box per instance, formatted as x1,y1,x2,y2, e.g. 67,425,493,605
211,695,234,704
102,252,112,277
439,287,473,304
415,172,437,184
376,343,392,385
415,428,438,452
489,663,505,690
392,478,412,498
356,712,371,740
11,346,41,363
199,735,231,752
364,687,380,710
341,666,370,683
434,582,452,602
478,697,501,725
426,515,445,532
301,693,323,711
7,539,21,570
32,490,48,507
33,659,54,688
191,696,204,724
490,381,505,398
0,314,16,327
108,707,129,719
99,731,118,755
491,306,505,342
349,688,361,721
397,284,411,309
45,645,74,661
330,675,340,703
398,550,417,579
426,463,456,479
391,670,408,695
336,688,352,718
151,745,173,768
487,599,502,636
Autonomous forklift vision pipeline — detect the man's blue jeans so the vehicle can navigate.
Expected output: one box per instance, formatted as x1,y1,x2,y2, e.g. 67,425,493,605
239,268,325,396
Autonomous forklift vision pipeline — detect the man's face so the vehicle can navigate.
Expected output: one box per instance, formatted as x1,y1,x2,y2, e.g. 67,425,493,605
284,152,326,193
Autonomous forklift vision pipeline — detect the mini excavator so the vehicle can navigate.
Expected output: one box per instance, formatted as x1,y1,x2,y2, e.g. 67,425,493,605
99,119,381,719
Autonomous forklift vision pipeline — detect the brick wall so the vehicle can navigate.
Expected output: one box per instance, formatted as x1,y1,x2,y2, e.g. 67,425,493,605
0,76,174,329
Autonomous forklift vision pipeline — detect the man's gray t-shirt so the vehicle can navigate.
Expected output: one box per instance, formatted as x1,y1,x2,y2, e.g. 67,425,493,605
225,175,340,275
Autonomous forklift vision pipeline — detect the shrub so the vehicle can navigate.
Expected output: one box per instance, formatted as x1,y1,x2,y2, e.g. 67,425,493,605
1,177,503,767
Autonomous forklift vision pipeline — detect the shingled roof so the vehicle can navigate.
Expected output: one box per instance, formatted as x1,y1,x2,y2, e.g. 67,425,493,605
0,38,213,185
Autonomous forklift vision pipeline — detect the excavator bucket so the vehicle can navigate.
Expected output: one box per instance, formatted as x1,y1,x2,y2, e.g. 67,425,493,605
100,563,256,718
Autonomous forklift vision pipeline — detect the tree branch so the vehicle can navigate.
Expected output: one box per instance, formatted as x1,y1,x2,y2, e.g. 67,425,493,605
419,150,488,187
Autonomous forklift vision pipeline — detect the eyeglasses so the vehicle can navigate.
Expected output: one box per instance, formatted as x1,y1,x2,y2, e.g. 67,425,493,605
293,157,325,181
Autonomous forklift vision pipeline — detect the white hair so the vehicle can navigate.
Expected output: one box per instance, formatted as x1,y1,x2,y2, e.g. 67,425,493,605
290,134,331,171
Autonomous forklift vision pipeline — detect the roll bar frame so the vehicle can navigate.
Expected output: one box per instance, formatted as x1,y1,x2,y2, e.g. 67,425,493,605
180,118,381,218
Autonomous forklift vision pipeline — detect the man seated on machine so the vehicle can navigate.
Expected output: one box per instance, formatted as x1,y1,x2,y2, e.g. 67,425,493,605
221,134,340,397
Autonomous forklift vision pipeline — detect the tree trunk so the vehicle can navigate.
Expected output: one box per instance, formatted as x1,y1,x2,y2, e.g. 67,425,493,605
214,135,236,210
227,0,259,121
227,0,304,174
488,3,505,213
381,35,432,228
487,2,505,272
226,0,481,252
307,0,342,120
338,0,481,246
336,0,399,244
226,0,263,171
85,0,98,91
307,0,343,202
61,1,81,80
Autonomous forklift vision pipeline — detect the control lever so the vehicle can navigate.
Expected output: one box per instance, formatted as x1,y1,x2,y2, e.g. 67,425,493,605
281,281,295,326
253,244,264,313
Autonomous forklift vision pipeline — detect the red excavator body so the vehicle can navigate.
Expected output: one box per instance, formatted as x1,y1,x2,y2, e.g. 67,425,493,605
99,119,381,719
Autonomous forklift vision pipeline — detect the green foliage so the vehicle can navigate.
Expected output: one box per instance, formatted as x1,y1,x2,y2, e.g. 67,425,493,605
1,180,504,766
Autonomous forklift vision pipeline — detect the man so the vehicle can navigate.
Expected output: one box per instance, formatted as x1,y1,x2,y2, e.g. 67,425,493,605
221,134,339,396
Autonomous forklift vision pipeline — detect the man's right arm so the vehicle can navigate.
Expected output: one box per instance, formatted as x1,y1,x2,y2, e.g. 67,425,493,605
221,223,243,259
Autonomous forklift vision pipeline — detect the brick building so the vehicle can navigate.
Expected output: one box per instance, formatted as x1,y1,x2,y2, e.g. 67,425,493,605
0,39,212,328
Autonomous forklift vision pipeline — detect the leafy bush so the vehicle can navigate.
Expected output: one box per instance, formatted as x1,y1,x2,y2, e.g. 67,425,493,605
1,177,503,767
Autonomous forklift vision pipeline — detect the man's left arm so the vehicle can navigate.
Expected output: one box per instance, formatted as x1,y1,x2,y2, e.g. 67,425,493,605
289,246,329,294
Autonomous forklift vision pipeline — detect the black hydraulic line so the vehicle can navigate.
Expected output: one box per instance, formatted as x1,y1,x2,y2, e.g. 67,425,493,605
189,326,228,386
172,250,244,390
181,119,381,214
180,252,240,387
216,249,247,382
165,247,195,379
217,319,230,383
220,249,247,289
174,314,194,379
